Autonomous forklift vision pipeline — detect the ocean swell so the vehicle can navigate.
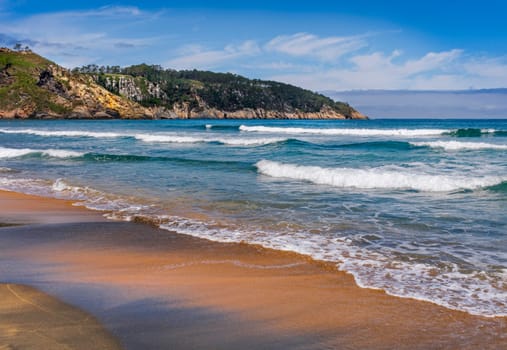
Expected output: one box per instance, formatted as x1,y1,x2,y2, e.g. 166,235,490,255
411,141,507,151
134,134,287,146
255,160,506,192
0,147,84,159
240,125,449,136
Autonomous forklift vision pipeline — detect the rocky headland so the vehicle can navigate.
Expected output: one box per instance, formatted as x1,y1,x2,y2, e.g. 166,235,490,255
0,48,367,120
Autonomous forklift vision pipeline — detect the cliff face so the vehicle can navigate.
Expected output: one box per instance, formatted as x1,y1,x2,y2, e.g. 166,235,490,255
0,49,367,120
98,75,167,103
0,48,152,119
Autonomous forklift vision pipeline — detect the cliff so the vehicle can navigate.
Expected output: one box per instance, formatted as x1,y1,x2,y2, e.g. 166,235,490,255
0,48,152,119
0,48,367,120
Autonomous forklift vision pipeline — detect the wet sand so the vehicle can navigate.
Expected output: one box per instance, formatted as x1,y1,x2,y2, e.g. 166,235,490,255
0,283,121,350
0,190,506,349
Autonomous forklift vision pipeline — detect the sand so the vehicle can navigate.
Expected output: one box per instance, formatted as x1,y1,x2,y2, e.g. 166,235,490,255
0,283,121,350
0,189,506,349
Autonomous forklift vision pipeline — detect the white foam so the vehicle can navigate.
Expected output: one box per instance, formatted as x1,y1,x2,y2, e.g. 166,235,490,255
240,125,448,136
135,134,286,146
0,175,505,317
255,160,506,192
0,147,83,158
412,140,507,151
134,134,205,143
0,128,123,138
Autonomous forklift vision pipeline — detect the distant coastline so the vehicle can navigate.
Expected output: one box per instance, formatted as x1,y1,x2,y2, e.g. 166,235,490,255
324,89,507,119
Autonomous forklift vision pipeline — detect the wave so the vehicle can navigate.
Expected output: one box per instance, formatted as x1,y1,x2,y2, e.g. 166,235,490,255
486,180,507,193
280,139,418,152
240,125,449,136
134,134,287,146
82,153,255,171
255,160,507,192
0,128,123,138
0,128,286,146
411,141,507,151
203,124,239,131
0,167,15,173
338,140,416,150
444,128,502,137
0,175,505,317
0,147,84,159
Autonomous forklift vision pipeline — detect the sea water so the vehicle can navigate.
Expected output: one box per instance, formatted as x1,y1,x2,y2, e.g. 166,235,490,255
0,118,506,317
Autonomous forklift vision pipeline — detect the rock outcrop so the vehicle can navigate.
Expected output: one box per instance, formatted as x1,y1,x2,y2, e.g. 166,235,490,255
0,48,367,120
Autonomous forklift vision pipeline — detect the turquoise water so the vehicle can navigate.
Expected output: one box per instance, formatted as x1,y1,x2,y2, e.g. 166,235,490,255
0,119,506,316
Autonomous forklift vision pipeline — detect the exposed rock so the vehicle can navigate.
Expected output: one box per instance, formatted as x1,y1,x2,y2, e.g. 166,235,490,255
37,69,67,97
0,48,367,120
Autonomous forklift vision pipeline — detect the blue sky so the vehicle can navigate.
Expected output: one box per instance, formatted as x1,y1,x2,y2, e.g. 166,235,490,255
1,0,507,91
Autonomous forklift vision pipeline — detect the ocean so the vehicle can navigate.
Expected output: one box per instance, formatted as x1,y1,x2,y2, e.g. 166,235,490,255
0,118,506,317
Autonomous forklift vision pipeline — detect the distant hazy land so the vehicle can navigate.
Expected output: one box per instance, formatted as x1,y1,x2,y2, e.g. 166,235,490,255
325,89,507,119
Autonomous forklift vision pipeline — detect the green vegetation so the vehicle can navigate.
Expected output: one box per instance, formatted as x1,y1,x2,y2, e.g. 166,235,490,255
0,48,362,119
0,49,60,114
77,63,355,116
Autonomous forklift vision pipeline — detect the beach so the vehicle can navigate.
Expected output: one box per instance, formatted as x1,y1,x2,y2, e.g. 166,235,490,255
0,283,121,350
1,189,506,349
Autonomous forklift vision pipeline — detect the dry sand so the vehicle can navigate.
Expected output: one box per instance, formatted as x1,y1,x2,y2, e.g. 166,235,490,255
0,190,506,349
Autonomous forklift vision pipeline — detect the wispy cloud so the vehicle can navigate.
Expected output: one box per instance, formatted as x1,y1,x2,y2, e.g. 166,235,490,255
1,3,506,91
166,40,261,70
349,49,462,77
265,32,367,61
0,6,160,67
268,49,507,90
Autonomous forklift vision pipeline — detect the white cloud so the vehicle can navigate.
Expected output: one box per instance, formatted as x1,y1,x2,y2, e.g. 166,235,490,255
268,49,507,91
265,32,367,61
0,6,162,67
463,57,507,79
1,4,505,92
349,49,462,76
166,40,261,70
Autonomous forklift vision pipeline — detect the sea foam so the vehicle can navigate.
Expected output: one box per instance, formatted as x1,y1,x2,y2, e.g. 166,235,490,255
256,160,506,192
0,174,505,316
240,125,448,136
0,128,123,138
411,140,507,151
134,134,286,146
0,147,83,158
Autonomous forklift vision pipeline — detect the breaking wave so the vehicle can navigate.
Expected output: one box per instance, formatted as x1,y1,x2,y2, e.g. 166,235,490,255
255,160,507,192
240,125,449,136
0,147,84,159
444,128,500,137
411,141,507,151
0,175,505,316
0,128,123,138
134,134,287,146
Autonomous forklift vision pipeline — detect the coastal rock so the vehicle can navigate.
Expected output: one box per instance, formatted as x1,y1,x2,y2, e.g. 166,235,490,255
0,48,367,120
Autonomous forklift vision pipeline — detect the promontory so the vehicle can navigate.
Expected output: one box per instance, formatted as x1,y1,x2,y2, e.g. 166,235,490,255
0,48,367,120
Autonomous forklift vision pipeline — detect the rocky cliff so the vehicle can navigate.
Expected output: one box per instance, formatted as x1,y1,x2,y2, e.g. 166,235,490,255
0,48,153,119
0,48,367,120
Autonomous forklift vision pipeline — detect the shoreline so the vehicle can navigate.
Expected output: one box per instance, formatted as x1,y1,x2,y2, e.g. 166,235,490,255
1,189,506,349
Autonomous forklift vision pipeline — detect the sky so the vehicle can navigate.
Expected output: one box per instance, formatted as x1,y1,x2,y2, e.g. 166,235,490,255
1,0,507,92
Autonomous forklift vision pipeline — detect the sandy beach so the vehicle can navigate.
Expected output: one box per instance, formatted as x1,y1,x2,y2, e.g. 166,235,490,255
0,283,121,350
1,189,506,349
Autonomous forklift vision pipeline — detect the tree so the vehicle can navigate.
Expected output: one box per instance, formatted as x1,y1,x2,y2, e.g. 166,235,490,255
13,43,22,51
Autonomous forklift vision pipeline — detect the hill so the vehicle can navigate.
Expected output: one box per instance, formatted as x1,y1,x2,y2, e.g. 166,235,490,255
0,48,366,119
